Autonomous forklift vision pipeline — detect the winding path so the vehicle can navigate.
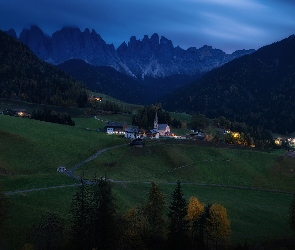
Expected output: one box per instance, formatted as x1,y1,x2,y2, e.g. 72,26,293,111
4,143,294,196
64,144,127,181
5,144,127,195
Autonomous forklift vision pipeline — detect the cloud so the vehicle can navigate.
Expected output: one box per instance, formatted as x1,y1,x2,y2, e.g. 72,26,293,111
0,0,295,53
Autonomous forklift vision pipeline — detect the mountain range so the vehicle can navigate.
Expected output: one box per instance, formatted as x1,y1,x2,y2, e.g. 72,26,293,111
57,59,200,104
3,25,295,134
6,25,254,78
160,34,295,134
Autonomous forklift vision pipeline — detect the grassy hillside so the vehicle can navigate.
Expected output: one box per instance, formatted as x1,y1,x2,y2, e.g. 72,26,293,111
0,115,124,191
76,140,295,192
1,114,294,248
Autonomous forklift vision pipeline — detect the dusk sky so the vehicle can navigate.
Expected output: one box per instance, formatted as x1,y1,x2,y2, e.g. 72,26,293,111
1,0,295,53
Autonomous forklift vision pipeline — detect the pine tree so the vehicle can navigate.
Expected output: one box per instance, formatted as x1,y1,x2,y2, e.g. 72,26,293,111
198,204,211,249
290,193,295,233
91,177,117,250
145,181,166,249
30,212,64,250
167,181,189,250
0,187,9,243
69,179,92,250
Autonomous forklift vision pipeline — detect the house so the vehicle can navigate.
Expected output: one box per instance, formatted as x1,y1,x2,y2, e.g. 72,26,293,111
186,133,205,140
89,95,102,102
146,129,159,139
125,127,142,139
153,113,170,136
11,108,31,118
57,166,67,172
105,122,126,134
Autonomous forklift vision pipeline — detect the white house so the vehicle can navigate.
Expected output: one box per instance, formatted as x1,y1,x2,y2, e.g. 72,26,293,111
125,127,142,139
146,129,160,139
105,122,126,134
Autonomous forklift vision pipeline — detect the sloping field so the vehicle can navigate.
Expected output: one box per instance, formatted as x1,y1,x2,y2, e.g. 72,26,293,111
1,114,294,248
77,140,295,192
0,115,124,191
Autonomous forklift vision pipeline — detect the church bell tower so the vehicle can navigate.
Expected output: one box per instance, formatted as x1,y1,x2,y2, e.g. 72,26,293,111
154,112,158,129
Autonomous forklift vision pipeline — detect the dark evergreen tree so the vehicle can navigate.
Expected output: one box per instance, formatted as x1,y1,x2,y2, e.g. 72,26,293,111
290,193,295,234
197,204,211,249
91,177,117,250
0,187,9,243
30,212,64,250
191,113,209,131
145,181,166,249
167,181,189,250
69,179,92,250
132,103,180,130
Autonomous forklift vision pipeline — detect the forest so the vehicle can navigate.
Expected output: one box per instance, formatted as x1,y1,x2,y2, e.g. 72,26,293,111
0,31,88,108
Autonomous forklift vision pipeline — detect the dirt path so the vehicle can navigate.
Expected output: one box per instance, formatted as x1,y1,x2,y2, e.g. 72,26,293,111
5,144,127,196
64,143,127,181
4,142,294,196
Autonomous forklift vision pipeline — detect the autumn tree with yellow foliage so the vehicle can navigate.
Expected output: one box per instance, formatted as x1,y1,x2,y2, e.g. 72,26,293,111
205,203,231,249
187,196,205,221
187,196,205,248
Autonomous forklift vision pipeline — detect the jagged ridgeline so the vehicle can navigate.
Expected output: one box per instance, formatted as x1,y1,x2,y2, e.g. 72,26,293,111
14,25,254,78
0,30,88,107
160,34,295,134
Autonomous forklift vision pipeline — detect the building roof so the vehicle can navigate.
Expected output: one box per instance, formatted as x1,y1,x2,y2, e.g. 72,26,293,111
105,122,125,128
11,108,28,112
146,129,159,134
125,127,139,133
158,124,169,131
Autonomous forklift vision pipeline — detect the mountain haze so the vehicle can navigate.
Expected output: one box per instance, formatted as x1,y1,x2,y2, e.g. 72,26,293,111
58,59,200,104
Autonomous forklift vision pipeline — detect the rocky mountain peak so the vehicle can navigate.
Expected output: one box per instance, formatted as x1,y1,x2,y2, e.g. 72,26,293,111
7,25,255,78
4,28,17,39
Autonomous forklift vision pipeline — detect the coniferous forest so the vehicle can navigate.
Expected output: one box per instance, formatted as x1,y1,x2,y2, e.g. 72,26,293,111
0,31,88,108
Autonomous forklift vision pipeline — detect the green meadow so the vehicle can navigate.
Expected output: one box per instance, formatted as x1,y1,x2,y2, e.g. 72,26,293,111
0,115,124,191
77,140,295,192
0,113,295,248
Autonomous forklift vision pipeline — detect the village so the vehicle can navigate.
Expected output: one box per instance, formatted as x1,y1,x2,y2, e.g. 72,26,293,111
103,113,195,146
3,107,295,150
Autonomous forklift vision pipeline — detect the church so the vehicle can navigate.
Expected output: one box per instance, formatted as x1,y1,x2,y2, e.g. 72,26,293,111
153,112,170,136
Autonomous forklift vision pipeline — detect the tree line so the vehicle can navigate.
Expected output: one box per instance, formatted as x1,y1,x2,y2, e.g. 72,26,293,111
132,104,183,130
191,114,275,148
3,108,75,126
1,182,295,249
84,99,130,116
31,109,75,126
16,180,231,250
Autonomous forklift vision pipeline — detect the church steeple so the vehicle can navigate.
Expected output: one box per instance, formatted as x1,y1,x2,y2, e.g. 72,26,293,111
154,112,158,129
